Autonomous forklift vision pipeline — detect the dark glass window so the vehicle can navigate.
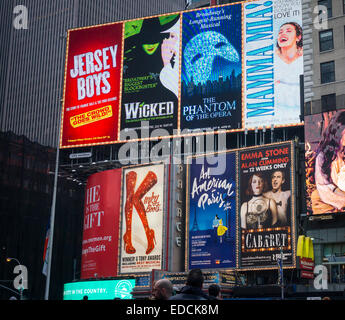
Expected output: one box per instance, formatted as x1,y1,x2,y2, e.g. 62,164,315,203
319,29,334,52
321,93,336,112
320,61,335,84
318,0,332,18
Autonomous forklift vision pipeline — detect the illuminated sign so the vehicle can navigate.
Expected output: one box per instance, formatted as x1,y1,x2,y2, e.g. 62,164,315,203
60,0,303,148
119,163,166,274
63,279,135,300
305,109,345,215
244,0,303,129
81,169,122,279
186,152,237,270
186,141,297,270
60,23,122,148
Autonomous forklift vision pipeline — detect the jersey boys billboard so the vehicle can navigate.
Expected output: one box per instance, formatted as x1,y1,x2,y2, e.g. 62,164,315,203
61,23,122,148
60,0,303,148
186,141,296,270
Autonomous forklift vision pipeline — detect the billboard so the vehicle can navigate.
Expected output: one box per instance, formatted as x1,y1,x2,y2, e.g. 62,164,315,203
186,141,296,270
61,0,303,148
81,169,122,279
305,109,345,215
119,163,166,273
243,0,303,129
180,4,242,133
186,153,237,270
63,279,135,300
239,142,296,269
60,23,123,148
120,14,180,140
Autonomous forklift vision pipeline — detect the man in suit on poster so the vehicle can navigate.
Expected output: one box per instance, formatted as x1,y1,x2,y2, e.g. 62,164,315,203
264,170,291,226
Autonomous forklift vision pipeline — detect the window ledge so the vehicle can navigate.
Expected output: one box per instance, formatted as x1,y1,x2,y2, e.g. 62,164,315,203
320,49,334,54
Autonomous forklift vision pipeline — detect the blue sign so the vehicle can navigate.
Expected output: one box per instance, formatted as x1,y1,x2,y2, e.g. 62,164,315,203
188,152,237,269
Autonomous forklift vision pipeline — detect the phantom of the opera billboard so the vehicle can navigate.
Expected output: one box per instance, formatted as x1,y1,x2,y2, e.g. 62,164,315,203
186,141,297,270
118,163,167,274
305,109,345,215
60,0,303,148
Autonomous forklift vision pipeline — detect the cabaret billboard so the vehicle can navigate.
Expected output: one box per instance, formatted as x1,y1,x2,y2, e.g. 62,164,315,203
60,0,303,148
186,141,297,271
239,142,296,269
305,109,345,215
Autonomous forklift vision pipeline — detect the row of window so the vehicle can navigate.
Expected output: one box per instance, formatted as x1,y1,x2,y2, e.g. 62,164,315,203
316,1,345,112
319,26,345,52
318,0,345,18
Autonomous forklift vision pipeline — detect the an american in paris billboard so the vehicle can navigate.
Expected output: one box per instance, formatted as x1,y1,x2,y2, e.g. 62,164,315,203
305,109,345,215
60,0,303,148
186,141,297,270
186,152,237,270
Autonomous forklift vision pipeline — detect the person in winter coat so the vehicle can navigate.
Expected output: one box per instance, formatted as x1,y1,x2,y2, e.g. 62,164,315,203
169,269,211,300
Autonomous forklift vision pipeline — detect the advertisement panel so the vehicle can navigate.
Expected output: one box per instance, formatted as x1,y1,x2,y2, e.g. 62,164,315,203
244,0,303,129
60,0,304,148
305,109,345,215
63,279,135,300
119,14,180,140
81,169,122,279
186,153,237,270
119,163,166,273
181,4,242,133
239,142,295,268
60,23,123,148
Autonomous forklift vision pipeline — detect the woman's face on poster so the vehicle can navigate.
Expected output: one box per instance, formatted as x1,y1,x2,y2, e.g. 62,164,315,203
277,24,299,49
251,175,264,195
161,31,178,66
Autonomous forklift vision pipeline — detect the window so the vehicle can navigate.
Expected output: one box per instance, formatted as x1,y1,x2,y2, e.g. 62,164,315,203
320,61,335,83
321,93,336,111
318,0,332,18
319,29,334,51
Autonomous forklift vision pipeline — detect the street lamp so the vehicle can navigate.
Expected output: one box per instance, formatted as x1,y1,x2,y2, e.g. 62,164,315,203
6,257,24,300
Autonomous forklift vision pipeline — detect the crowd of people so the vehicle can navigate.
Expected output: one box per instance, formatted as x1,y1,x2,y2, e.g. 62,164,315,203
150,269,222,300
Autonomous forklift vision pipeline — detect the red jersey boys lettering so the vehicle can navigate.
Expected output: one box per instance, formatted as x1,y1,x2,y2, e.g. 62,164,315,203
70,45,118,100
